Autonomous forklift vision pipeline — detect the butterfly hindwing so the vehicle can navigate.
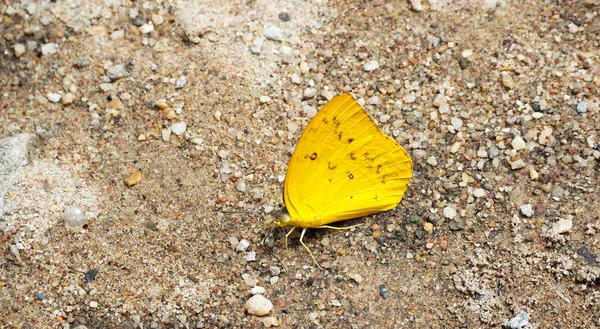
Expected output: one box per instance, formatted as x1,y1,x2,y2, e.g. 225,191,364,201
283,93,413,228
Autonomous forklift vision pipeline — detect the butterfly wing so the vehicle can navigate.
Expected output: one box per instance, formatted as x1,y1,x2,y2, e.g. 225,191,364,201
284,93,413,228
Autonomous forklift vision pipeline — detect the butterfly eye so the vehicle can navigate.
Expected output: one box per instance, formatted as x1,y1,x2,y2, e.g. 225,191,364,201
278,212,291,227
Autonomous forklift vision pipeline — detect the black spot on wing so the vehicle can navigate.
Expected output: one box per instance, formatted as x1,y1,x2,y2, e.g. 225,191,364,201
348,172,354,179
309,152,318,160
328,162,337,170
348,138,354,143
348,152,357,160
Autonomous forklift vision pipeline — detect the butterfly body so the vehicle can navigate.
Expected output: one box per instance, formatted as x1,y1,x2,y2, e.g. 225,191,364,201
276,92,413,266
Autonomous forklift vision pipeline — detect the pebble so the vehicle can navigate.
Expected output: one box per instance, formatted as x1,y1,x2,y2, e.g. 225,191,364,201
124,170,142,186
550,218,573,235
14,43,25,57
577,246,597,265
151,14,164,25
423,222,434,233
262,317,280,327
41,43,58,56
368,96,379,105
348,273,363,284
85,268,99,282
303,105,317,118
47,93,62,103
426,156,438,166
363,60,379,71
433,94,446,107
236,180,246,192
410,0,424,11
379,284,388,299
508,312,529,329
551,185,565,198
443,207,457,219
502,74,515,89
34,292,45,300
510,159,526,170
278,11,290,22
74,57,92,68
576,101,588,114
403,94,416,103
246,294,273,316
171,122,187,135
228,237,239,249
139,23,154,34
259,95,271,104
263,24,283,41
90,301,98,308
450,117,463,130
250,286,266,295
471,188,485,197
511,136,526,150
520,204,534,217
529,167,539,180
250,37,264,54
62,93,75,105
175,76,187,89
106,65,129,81
303,88,317,99
246,251,256,262
236,239,250,252
63,207,88,227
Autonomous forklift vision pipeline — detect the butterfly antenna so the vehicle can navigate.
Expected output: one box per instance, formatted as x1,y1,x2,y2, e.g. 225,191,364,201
260,227,288,277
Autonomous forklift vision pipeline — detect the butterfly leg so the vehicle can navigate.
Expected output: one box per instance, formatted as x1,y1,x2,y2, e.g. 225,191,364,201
284,226,296,254
299,228,322,269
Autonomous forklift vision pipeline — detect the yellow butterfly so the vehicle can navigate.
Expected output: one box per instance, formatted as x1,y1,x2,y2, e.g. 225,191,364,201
276,92,413,267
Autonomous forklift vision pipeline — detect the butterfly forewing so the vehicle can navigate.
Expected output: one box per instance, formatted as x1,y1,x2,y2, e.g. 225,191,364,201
284,93,412,228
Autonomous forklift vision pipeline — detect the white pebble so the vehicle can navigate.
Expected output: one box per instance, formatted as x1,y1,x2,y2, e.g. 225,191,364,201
236,180,246,192
263,24,283,41
426,156,438,166
363,60,379,71
451,117,463,129
259,95,271,103
473,188,486,198
550,219,573,235
262,317,280,328
368,96,379,105
246,251,256,262
250,286,266,295
246,294,273,316
90,301,98,308
63,207,87,227
14,43,25,57
250,37,264,54
47,93,62,103
41,43,58,56
139,23,154,34
303,105,317,118
520,204,534,217
175,76,187,89
171,122,187,135
443,207,457,219
379,114,390,123
511,136,526,150
237,239,250,252
290,73,301,84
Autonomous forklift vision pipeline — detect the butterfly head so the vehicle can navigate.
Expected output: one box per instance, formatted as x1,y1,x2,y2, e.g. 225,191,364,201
275,207,291,227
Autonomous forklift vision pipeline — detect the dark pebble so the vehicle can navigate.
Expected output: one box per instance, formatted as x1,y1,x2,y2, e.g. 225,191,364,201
449,221,463,231
131,18,145,27
574,20,582,27
85,268,99,282
409,215,419,223
532,103,542,112
577,246,597,265
459,56,468,70
34,292,45,300
147,100,156,109
379,284,388,299
278,12,290,22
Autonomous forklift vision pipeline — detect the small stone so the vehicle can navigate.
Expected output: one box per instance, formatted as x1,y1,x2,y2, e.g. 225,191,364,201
426,156,438,166
263,24,283,41
151,14,164,25
175,76,187,89
433,94,446,107
14,43,25,57
278,11,291,22
106,65,129,81
171,122,187,135
228,237,239,249
303,88,317,99
443,207,456,219
124,170,142,186
63,207,87,227
34,292,45,300
461,49,473,58
551,185,565,198
74,57,92,68
511,136,526,150
259,95,271,103
110,30,124,40
403,94,416,104
250,286,266,295
450,142,461,153
508,312,529,329
529,167,539,180
236,180,246,192
85,268,99,282
473,188,486,198
577,247,597,265
363,60,379,71
237,239,250,252
262,317,280,327
139,23,154,34
451,117,463,130
576,101,588,114
246,251,256,262
423,222,434,233
302,105,317,118
250,37,265,54
368,96,379,105
550,219,573,235
379,285,388,299
47,93,62,103
246,294,273,316
510,159,526,170
348,273,363,284
90,301,98,308
62,93,75,105
410,0,424,11
41,43,58,56
502,74,515,89
520,204,534,217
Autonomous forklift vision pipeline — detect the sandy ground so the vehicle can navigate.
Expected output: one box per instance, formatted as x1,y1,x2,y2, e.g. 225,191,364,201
1,0,600,328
